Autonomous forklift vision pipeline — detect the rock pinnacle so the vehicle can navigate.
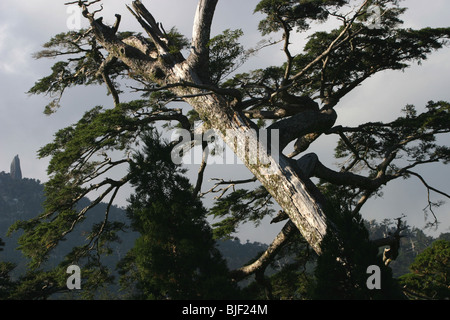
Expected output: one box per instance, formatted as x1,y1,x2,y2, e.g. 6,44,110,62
10,155,22,180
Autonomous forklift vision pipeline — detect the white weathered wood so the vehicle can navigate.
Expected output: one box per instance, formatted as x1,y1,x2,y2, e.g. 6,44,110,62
165,73,330,254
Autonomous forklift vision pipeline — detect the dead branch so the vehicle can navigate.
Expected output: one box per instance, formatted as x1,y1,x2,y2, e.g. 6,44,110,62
193,142,209,198
188,0,219,82
199,177,258,199
230,220,296,282
372,216,406,266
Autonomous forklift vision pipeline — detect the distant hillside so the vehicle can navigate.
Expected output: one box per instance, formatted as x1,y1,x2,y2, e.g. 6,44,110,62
0,171,44,224
217,238,268,271
0,171,269,280
0,171,45,274
1,169,448,287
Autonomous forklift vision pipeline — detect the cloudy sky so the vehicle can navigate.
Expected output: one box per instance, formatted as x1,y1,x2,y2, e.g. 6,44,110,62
0,0,449,243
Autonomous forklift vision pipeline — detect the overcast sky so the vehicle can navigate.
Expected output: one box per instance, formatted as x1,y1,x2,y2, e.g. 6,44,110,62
0,0,449,243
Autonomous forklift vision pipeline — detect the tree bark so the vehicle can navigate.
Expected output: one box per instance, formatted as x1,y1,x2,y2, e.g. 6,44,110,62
188,0,219,82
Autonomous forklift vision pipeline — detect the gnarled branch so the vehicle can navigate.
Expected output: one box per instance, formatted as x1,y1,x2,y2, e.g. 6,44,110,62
268,108,337,152
372,216,406,266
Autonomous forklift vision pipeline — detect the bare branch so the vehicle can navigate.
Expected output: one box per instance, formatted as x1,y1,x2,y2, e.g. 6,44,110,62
60,174,131,240
288,133,322,158
132,80,242,100
193,142,209,198
199,177,257,198
65,0,101,6
73,0,341,255
127,0,169,53
352,190,373,216
411,170,450,198
188,0,219,81
406,170,449,226
96,54,120,106
231,220,296,282
270,210,289,224
112,14,122,34
88,185,121,251
278,14,294,84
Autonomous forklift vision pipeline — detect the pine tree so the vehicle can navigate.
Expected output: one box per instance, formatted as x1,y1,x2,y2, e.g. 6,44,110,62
399,240,450,300
118,130,240,299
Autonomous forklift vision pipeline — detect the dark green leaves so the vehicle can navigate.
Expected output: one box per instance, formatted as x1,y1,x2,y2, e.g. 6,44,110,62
28,30,129,114
14,102,154,268
335,101,450,168
39,102,143,176
121,131,240,299
255,0,349,35
248,1,450,108
208,29,249,84
209,186,275,240
313,209,404,299
294,25,450,103
399,240,450,300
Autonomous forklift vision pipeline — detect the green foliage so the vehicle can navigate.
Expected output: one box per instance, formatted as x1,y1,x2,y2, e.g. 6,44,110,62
208,29,249,84
264,260,312,299
0,172,134,299
6,268,65,300
334,101,450,170
0,262,16,299
292,25,450,103
222,66,285,99
10,102,149,268
399,240,450,300
118,131,240,299
366,220,435,277
255,0,349,35
209,186,274,240
243,233,315,300
310,183,406,299
0,239,17,299
165,27,190,54
2,172,449,300
28,30,130,114
227,1,450,108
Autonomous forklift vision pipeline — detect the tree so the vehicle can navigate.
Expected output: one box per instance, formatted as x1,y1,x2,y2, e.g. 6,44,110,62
0,239,16,299
399,240,450,300
12,0,450,297
117,130,240,299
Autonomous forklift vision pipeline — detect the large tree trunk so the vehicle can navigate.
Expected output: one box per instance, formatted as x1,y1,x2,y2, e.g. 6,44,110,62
80,0,338,255
166,65,335,255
